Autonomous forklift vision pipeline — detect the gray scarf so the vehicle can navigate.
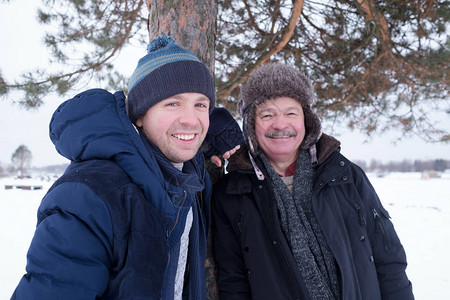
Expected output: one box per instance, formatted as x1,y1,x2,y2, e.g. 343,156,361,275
259,150,339,300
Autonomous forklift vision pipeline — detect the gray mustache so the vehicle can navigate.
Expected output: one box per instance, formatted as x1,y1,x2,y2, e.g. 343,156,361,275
265,131,297,138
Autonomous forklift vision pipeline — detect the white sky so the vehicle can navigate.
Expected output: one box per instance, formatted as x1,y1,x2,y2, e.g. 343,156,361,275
0,1,449,167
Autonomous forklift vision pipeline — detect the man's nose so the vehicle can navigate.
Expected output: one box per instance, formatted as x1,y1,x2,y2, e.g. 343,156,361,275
178,107,199,126
271,115,288,129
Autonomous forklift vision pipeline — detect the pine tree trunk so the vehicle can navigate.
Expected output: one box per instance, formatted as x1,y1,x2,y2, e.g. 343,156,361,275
146,0,217,74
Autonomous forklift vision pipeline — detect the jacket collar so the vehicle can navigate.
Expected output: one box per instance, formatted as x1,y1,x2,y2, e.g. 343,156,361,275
227,133,341,173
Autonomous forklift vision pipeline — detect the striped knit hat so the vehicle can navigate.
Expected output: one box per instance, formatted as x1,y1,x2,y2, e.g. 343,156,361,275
127,36,215,123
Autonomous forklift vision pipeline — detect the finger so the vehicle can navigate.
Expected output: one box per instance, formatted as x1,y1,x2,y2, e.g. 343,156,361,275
222,151,231,160
222,145,241,159
230,145,240,154
210,155,222,168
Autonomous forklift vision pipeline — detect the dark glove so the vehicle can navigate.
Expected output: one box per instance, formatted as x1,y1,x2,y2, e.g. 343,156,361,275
202,107,244,159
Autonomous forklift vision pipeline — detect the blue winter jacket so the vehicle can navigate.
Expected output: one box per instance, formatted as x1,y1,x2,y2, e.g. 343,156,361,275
12,89,212,299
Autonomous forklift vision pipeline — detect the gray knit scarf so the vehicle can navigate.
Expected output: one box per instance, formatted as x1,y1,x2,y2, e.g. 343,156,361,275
259,150,340,300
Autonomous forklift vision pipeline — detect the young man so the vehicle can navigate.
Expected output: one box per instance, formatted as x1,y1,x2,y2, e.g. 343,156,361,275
212,63,414,300
12,36,241,300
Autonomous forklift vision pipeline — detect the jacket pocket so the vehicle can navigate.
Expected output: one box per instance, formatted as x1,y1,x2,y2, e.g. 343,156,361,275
372,207,390,251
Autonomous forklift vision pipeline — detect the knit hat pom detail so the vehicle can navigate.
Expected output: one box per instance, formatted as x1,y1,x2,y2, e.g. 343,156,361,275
147,36,175,52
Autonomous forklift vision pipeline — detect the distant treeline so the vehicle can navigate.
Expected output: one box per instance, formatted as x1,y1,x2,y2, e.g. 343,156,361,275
353,159,449,173
0,163,69,177
0,160,448,178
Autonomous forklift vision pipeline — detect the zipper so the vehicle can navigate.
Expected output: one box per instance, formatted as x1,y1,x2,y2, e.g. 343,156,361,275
164,191,188,297
353,203,366,225
169,190,188,236
160,251,170,300
372,208,389,251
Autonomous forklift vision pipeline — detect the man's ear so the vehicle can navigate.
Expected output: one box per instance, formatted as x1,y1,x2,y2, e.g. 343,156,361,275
135,118,143,127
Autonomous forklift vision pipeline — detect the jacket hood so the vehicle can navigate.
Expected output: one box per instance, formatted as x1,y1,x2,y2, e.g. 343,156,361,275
49,88,177,212
50,89,142,163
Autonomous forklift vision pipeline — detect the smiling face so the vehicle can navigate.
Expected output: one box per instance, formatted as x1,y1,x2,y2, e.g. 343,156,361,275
136,92,210,165
254,96,305,169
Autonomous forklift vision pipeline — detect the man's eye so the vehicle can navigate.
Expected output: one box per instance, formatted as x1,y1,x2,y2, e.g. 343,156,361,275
195,103,207,108
167,102,178,107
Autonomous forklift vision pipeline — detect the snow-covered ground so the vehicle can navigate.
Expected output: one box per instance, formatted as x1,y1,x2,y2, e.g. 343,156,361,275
1,172,449,299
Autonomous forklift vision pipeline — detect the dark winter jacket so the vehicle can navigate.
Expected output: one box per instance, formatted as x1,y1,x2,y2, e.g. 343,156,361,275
212,134,414,300
12,89,212,299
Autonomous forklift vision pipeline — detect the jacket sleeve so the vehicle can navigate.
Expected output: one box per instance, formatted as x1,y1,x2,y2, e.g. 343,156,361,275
203,107,244,159
354,166,414,300
12,182,114,300
211,180,252,300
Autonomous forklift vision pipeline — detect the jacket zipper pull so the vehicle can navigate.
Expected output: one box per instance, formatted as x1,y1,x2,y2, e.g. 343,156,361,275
372,208,380,224
372,208,389,251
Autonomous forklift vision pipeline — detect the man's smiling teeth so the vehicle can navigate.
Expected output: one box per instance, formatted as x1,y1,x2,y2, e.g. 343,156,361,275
265,131,296,139
271,135,290,139
173,134,195,141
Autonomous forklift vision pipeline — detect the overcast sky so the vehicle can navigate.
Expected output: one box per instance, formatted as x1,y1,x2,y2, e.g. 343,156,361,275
1,1,448,168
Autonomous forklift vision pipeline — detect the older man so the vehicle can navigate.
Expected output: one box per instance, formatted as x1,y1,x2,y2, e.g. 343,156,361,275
212,63,414,300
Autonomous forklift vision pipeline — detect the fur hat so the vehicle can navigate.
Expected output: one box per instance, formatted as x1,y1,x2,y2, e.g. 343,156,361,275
127,36,215,123
239,63,321,155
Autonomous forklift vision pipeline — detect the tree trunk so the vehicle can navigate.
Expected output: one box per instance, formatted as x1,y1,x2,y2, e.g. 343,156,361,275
146,2,219,299
146,0,217,74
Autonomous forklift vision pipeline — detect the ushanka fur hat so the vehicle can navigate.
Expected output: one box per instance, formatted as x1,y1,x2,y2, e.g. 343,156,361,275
239,62,322,155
